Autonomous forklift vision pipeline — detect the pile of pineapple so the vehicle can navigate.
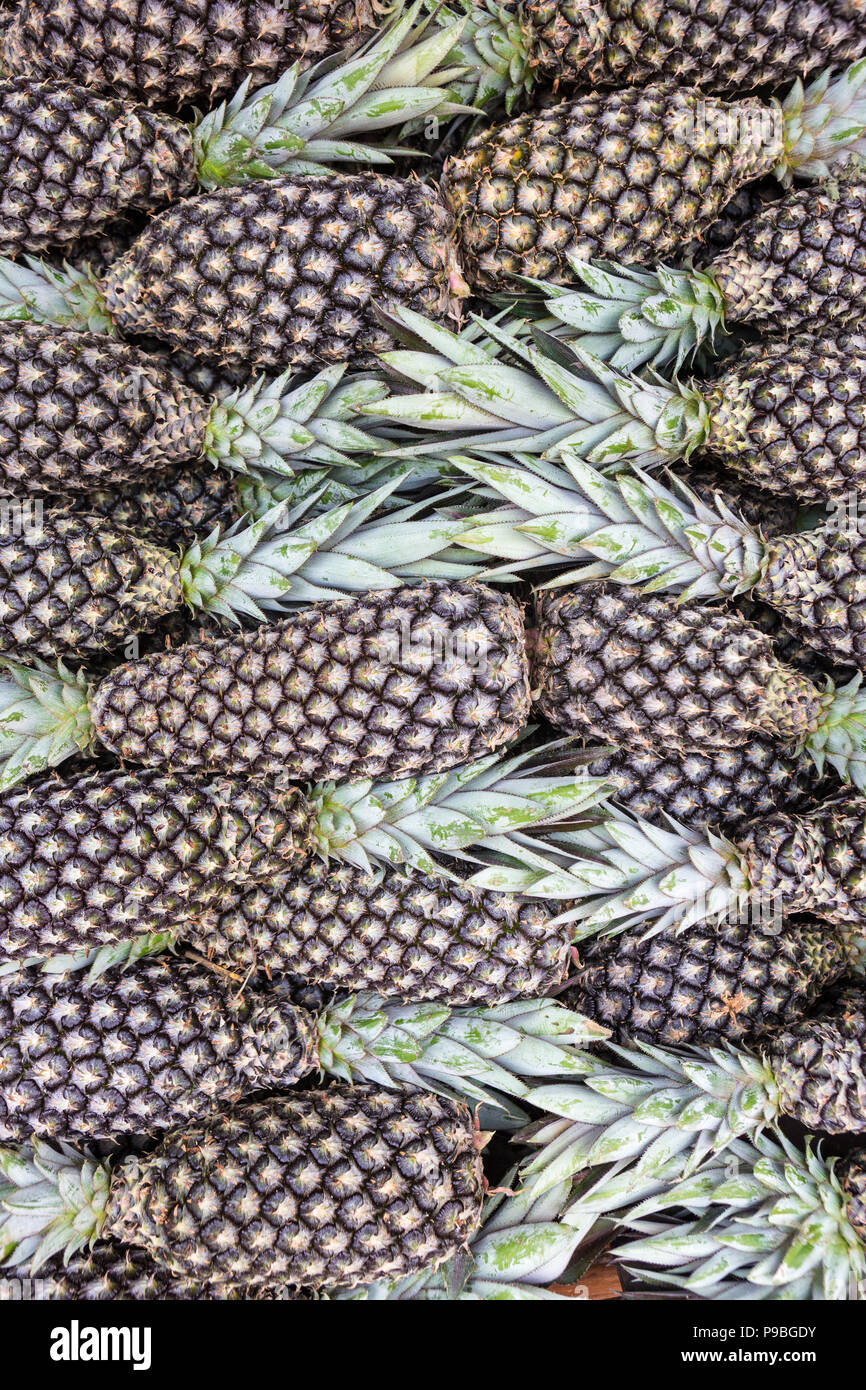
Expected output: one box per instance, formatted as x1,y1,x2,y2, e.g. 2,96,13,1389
0,0,865,1304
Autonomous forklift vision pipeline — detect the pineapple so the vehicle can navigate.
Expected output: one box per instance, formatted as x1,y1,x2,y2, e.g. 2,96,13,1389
0,10,468,257
3,0,864,112
453,454,866,675
0,737,603,965
0,1240,294,1299
611,1130,866,1299
528,173,866,372
0,1086,485,1286
1,0,381,109
57,467,241,548
472,789,866,938
0,474,493,659
0,956,604,1144
441,0,866,104
364,312,866,504
442,62,866,289
0,323,395,494
0,582,532,790
567,914,853,1047
8,62,866,369
515,985,866,1238
532,585,866,789
584,741,817,830
178,861,578,1006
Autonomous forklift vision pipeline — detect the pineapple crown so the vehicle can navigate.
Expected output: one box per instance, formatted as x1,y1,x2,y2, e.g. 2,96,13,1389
511,1037,786,1244
613,1130,866,1299
418,0,540,114
190,2,475,185
495,254,730,374
362,314,714,467
779,58,866,181
356,306,619,460
201,366,392,475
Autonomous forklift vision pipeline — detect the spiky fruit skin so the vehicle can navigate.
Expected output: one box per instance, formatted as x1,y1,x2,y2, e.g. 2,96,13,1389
734,597,846,685
90,582,530,783
753,528,866,676
0,959,319,1144
710,179,866,336
102,1086,484,1286
2,1242,294,1298
0,79,195,257
584,742,816,831
532,585,824,752
568,915,850,1047
703,332,866,502
0,324,210,494
519,0,866,92
2,0,378,110
102,176,464,371
136,340,252,399
0,767,316,962
838,1151,866,1240
58,467,241,548
0,512,183,657
676,462,799,537
442,88,782,288
187,861,571,1005
736,794,866,926
767,984,866,1133
64,212,149,275
682,178,780,267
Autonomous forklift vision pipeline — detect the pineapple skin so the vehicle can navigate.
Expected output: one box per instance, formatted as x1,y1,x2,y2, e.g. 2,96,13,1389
442,87,783,287
736,794,866,926
101,1087,484,1286
838,1151,866,1240
532,585,825,752
517,0,866,93
767,983,866,1133
709,177,866,336
187,860,573,1005
2,0,378,110
755,527,866,674
584,742,817,832
1,1242,295,1299
0,79,195,257
0,512,183,658
703,332,866,501
567,915,851,1048
57,467,241,549
101,175,465,371
0,959,319,1144
89,582,531,783
0,767,316,963
0,324,210,493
